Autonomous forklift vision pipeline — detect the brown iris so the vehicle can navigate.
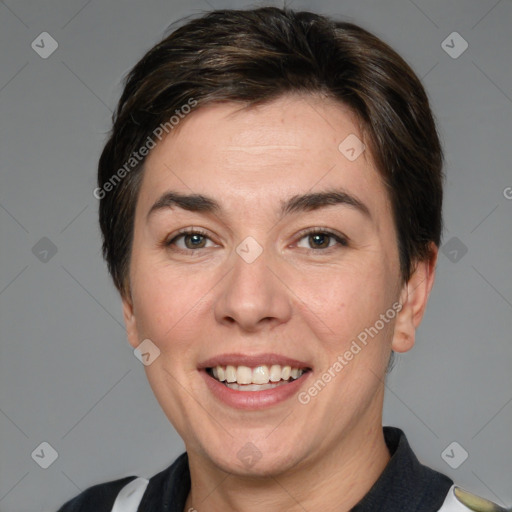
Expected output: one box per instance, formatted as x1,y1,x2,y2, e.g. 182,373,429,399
309,233,331,249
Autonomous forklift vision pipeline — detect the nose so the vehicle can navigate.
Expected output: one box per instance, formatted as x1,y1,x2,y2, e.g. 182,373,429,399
213,245,293,332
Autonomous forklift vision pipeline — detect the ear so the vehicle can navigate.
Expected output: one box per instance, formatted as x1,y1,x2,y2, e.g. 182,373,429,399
392,244,438,353
122,294,140,349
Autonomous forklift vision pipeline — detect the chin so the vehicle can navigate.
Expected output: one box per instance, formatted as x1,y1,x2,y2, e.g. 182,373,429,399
197,434,310,478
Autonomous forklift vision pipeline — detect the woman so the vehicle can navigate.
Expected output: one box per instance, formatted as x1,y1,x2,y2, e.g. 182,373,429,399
58,7,504,512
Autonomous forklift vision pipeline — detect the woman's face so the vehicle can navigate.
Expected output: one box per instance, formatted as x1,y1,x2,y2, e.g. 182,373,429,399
123,95,417,476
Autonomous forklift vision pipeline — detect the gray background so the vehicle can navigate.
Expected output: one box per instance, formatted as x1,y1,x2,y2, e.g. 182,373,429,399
0,0,511,510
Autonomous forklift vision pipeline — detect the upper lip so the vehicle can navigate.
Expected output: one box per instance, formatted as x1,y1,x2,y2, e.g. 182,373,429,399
198,353,312,370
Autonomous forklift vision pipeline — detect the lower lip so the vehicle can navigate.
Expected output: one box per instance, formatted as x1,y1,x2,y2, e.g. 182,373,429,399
201,370,310,409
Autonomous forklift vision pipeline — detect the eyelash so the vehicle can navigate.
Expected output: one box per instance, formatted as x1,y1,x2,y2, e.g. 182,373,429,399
163,227,349,254
295,227,349,252
163,228,213,253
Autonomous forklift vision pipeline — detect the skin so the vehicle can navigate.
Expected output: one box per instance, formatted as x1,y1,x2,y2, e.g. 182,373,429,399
122,94,438,512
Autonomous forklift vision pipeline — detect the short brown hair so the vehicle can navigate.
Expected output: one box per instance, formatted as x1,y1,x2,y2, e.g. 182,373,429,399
98,7,443,298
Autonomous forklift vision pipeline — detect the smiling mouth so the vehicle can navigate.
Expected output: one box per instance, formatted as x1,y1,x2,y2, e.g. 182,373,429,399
206,364,311,391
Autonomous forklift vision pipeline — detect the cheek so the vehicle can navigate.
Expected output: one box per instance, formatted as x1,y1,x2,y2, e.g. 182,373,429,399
130,260,214,355
292,259,396,342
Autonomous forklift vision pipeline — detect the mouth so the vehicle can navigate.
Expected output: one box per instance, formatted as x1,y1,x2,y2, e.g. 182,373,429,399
199,354,313,408
206,364,311,391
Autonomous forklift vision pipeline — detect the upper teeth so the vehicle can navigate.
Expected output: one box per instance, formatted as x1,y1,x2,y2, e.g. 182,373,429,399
211,365,304,385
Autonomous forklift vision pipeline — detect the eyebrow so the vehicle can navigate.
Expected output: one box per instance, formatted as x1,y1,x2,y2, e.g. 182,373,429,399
282,190,370,218
147,189,371,221
147,192,221,219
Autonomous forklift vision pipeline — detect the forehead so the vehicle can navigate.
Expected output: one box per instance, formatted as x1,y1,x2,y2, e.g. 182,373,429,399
139,95,389,220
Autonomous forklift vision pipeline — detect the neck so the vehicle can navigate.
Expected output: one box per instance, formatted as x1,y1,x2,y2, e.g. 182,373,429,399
184,415,391,512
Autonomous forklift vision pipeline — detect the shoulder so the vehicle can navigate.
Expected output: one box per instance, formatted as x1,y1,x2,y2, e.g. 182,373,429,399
56,475,138,512
377,428,506,512
438,485,507,512
56,453,189,512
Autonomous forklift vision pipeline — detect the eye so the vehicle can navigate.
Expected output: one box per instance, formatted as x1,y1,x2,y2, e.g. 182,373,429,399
296,229,348,251
165,229,216,251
